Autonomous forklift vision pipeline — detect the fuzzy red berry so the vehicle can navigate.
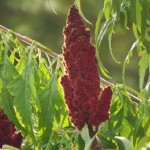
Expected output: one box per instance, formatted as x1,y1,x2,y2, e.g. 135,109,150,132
61,5,112,130
0,109,23,149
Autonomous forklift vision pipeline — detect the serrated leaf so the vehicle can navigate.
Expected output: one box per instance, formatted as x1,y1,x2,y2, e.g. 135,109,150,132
38,73,57,141
0,86,26,133
115,136,134,150
7,49,36,138
0,59,25,133
139,51,149,90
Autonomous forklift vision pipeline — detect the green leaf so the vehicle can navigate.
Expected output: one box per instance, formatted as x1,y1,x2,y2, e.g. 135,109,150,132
38,73,57,141
120,10,127,32
129,0,136,23
2,145,20,150
115,136,134,150
97,13,117,49
132,23,139,39
104,0,111,20
141,1,147,42
81,124,91,149
137,136,150,150
98,58,111,78
95,10,104,42
8,48,36,139
0,59,25,133
0,86,26,133
75,0,92,25
136,0,142,32
123,40,139,84
80,124,99,150
78,134,85,150
139,51,149,90
48,0,57,14
145,82,150,100
108,34,121,64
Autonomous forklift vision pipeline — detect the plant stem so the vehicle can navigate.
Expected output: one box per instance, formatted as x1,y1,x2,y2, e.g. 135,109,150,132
87,123,103,150
0,24,142,104
0,24,59,58
100,78,142,104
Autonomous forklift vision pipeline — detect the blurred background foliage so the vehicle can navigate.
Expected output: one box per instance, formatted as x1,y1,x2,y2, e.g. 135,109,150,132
0,0,140,90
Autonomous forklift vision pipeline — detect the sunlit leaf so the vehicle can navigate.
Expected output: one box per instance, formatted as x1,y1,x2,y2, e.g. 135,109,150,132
123,40,139,83
38,73,58,141
136,0,142,32
141,1,147,42
48,0,57,14
108,34,121,64
8,47,36,139
139,51,149,90
95,10,104,43
115,136,134,150
75,0,92,25
2,145,19,150
137,136,150,150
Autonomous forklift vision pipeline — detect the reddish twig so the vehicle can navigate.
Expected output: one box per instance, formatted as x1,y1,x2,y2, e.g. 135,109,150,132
101,78,142,104
0,24,59,58
0,24,142,104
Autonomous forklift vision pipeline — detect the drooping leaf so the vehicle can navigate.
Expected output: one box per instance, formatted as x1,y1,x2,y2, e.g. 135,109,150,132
108,34,121,64
115,136,134,150
139,51,149,90
136,0,142,32
8,47,36,139
97,13,117,49
123,40,139,83
0,45,25,133
81,124,91,149
141,1,147,42
129,0,136,23
95,10,104,42
48,0,57,14
137,136,150,150
2,145,20,150
38,72,58,141
75,0,92,25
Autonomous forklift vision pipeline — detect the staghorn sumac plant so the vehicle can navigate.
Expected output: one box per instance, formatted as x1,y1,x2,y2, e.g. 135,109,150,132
0,1,150,150
61,5,112,149
0,109,23,149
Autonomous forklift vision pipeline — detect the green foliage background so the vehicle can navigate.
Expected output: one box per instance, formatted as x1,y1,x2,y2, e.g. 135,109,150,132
0,0,150,150
0,0,140,90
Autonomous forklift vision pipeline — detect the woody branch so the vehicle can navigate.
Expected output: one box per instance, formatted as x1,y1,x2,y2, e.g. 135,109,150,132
0,24,141,104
